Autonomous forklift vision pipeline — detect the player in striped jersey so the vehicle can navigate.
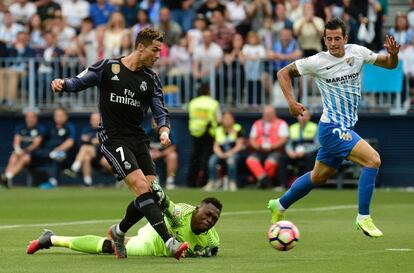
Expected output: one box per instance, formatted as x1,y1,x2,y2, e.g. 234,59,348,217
268,18,400,237
27,184,221,258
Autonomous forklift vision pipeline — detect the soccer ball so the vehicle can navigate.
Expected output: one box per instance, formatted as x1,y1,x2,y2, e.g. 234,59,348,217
268,221,300,251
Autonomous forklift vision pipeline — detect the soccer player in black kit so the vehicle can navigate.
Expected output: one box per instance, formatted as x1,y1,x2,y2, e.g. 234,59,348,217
50,29,189,260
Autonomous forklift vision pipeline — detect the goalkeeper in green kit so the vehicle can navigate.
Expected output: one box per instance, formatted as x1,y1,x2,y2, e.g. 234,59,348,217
27,183,222,258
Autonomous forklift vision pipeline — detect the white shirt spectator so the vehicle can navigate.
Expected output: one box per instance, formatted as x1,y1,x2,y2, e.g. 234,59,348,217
169,44,192,75
9,1,36,24
242,44,266,80
226,1,248,27
187,28,203,53
193,42,223,76
0,23,24,47
294,16,324,51
285,0,303,23
400,44,414,76
62,0,90,29
56,27,77,50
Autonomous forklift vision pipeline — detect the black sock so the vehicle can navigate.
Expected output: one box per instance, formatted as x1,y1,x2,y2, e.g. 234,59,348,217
134,192,171,242
102,239,114,254
118,201,144,234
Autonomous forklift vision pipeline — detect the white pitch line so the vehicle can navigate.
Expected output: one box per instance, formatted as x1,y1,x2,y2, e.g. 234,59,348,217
0,204,357,230
384,249,412,252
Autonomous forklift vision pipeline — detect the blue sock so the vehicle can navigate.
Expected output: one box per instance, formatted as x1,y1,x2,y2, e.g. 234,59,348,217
280,172,314,209
358,167,378,215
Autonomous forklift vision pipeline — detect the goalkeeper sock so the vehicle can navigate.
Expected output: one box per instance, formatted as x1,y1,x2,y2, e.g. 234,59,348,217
134,192,171,242
69,235,107,254
358,167,378,215
118,201,144,234
279,172,313,209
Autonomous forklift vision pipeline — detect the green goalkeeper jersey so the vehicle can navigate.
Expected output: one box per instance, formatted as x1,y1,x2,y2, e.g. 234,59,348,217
163,201,220,257
125,200,220,257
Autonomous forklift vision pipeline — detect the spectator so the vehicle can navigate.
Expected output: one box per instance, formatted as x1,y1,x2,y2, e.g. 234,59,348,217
278,110,319,188
272,3,293,41
293,2,324,56
146,117,178,190
61,0,90,30
408,0,414,29
139,0,161,26
209,9,236,53
205,112,244,191
241,31,266,106
285,0,303,23
246,105,288,188
163,0,195,33
258,16,276,51
115,32,134,56
89,0,116,27
343,10,359,44
223,33,245,102
39,108,76,189
267,28,302,74
131,9,152,42
120,0,140,27
155,7,182,47
169,34,191,73
0,111,46,188
64,112,112,186
9,0,37,25
187,83,221,187
27,14,46,53
187,14,207,55
37,31,64,102
389,12,413,49
225,0,249,36
77,17,101,66
0,31,36,107
0,11,24,48
36,0,61,22
247,0,272,31
103,11,130,58
192,29,223,83
50,12,77,51
196,0,226,24
400,34,414,106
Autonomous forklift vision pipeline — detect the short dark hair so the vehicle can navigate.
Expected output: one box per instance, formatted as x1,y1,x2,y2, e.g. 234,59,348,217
197,82,210,96
201,197,223,212
324,17,346,37
134,28,164,49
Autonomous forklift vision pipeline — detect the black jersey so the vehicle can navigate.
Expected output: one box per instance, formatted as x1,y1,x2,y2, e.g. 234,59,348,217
62,58,170,142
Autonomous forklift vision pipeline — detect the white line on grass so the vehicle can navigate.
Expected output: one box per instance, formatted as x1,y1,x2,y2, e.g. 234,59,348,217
0,204,358,230
384,249,412,252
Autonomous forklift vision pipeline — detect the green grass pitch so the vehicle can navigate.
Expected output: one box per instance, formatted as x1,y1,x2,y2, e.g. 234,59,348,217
0,188,413,273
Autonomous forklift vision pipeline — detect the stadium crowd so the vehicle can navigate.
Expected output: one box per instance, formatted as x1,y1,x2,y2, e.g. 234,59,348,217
0,0,413,189
0,0,413,107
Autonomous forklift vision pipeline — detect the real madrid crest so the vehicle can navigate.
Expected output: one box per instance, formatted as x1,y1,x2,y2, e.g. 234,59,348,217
111,64,120,75
140,81,147,92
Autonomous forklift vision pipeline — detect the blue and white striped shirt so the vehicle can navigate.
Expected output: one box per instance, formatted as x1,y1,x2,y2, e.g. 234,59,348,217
295,44,378,129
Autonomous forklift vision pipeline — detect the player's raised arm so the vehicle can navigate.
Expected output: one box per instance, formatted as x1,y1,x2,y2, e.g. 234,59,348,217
51,59,107,93
277,62,307,117
373,35,400,69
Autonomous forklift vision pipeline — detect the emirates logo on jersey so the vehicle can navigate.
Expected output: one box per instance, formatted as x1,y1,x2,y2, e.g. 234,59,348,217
140,81,147,92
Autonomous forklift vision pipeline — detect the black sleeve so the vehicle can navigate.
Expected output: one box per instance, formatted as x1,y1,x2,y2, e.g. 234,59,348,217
148,70,171,131
62,59,107,93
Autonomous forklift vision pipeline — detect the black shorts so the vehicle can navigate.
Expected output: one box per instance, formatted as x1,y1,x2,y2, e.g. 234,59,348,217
100,138,155,180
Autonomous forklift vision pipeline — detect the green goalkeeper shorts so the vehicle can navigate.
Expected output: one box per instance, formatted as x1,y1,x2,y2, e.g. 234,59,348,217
126,224,171,257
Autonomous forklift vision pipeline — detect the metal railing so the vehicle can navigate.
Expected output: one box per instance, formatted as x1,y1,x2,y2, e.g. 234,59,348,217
0,57,411,113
